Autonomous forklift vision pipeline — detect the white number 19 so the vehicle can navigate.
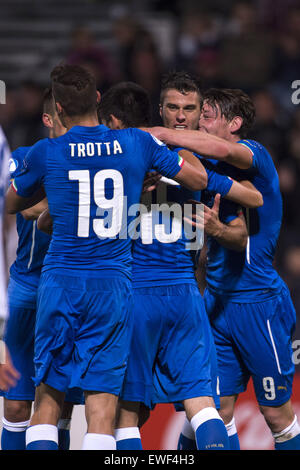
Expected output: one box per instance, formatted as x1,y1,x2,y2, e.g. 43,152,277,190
69,169,124,238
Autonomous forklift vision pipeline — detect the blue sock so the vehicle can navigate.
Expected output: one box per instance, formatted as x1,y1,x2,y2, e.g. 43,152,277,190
273,416,300,450
177,432,197,450
115,427,143,450
1,428,26,450
228,433,240,450
177,418,196,450
1,418,29,450
26,424,58,450
58,429,70,450
27,440,59,450
225,418,240,450
58,419,71,450
191,407,229,450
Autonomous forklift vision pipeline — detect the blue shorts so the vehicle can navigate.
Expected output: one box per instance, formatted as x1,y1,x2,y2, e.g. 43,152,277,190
204,285,296,406
173,336,220,412
0,278,36,400
34,272,132,395
0,278,84,404
121,283,218,409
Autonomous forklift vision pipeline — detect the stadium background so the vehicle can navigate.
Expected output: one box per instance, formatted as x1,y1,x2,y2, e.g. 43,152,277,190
0,0,300,450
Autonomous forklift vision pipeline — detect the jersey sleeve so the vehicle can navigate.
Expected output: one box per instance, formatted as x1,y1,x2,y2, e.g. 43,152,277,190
238,139,273,178
137,130,185,179
201,189,240,224
11,139,48,197
203,159,233,196
219,199,242,224
9,147,31,180
174,149,234,196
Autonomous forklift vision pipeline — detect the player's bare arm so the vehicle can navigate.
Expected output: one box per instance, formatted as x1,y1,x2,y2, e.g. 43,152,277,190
225,179,263,208
177,147,262,207
142,127,253,170
37,208,53,235
172,158,208,192
168,145,211,191
5,185,46,215
177,149,207,187
21,197,49,221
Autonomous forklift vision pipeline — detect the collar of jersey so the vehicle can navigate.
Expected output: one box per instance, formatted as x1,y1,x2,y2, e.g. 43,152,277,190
68,124,110,134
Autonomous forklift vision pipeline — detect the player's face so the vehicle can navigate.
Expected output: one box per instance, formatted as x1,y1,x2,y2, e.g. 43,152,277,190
199,102,231,139
160,89,201,131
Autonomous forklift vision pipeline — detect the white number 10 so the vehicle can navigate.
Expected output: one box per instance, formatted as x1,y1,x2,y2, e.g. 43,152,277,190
69,169,124,238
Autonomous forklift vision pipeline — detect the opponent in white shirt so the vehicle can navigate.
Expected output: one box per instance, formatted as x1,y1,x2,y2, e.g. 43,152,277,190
0,126,19,390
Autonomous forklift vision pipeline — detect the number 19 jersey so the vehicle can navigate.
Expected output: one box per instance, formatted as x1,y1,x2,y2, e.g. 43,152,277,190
11,125,184,280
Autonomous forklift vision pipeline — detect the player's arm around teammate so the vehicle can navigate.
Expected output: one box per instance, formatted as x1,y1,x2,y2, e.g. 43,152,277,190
20,198,49,221
140,124,253,169
178,88,300,450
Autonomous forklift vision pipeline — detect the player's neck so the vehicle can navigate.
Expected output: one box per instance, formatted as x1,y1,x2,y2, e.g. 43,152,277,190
229,134,242,143
65,113,99,130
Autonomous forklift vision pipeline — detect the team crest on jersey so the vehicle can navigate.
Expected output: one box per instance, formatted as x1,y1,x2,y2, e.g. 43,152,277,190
8,158,18,175
17,158,29,176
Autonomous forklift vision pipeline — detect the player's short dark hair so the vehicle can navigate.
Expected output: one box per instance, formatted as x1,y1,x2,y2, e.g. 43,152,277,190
203,88,256,138
160,70,202,105
98,81,152,127
42,87,55,115
50,64,97,117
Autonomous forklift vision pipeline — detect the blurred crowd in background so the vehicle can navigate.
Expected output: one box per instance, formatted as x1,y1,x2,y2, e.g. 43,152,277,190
1,0,300,339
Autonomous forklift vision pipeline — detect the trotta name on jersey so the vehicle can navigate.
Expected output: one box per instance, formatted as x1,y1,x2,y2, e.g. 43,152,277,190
69,140,123,158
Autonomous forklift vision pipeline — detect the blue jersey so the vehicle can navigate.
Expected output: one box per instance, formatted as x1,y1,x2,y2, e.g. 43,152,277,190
132,153,233,287
204,139,284,299
9,146,51,289
11,125,184,280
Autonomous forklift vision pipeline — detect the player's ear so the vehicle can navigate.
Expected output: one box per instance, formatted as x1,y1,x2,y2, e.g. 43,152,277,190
109,114,124,130
159,104,163,119
96,90,101,104
55,102,63,116
230,116,243,134
42,113,53,129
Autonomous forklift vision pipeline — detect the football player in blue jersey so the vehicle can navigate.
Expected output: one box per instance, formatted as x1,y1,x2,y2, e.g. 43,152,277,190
5,64,209,451
0,126,20,392
98,75,263,451
147,87,300,450
0,88,83,450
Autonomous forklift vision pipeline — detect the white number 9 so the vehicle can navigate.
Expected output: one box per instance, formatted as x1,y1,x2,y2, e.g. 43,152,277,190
262,376,276,400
